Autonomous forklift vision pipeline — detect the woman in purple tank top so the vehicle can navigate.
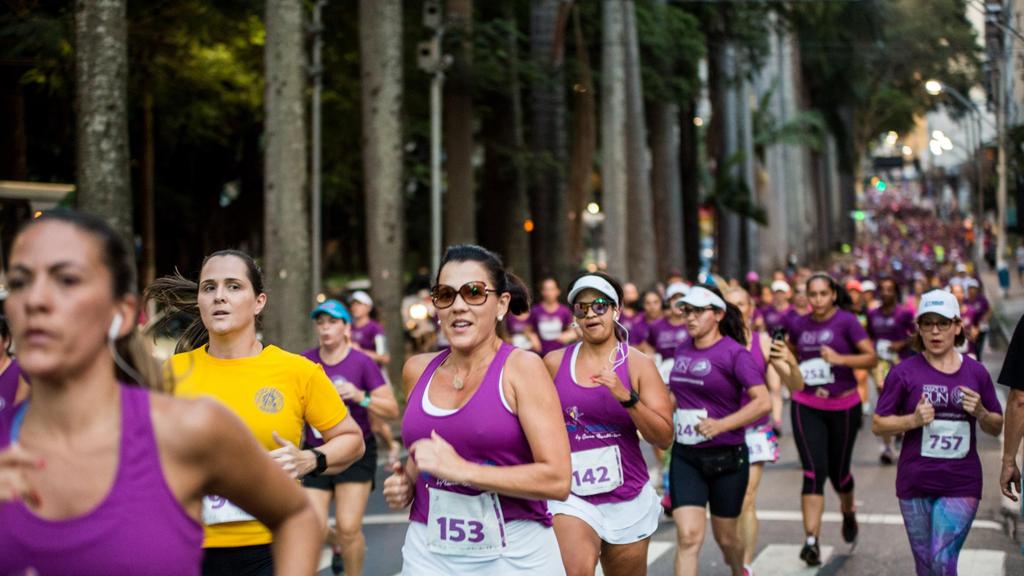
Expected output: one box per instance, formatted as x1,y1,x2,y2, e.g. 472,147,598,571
0,315,29,418
382,245,571,575
725,287,802,573
544,272,673,576
0,211,322,576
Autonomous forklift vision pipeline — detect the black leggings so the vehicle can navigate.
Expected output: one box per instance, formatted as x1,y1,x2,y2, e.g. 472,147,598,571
791,401,861,495
202,545,273,576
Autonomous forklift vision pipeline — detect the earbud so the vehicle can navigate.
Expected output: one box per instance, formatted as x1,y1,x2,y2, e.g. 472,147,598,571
108,313,124,343
571,321,578,329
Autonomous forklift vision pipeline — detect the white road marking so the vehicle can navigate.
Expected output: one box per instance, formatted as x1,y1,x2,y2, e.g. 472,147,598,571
957,549,1006,576
751,544,834,576
753,509,1002,531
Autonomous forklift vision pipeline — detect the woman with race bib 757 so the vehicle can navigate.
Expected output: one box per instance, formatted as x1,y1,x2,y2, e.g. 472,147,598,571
382,245,570,575
787,273,877,566
872,290,1002,576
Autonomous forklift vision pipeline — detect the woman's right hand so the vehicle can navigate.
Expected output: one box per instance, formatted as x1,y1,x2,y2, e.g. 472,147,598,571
913,396,935,428
382,461,413,510
0,443,44,508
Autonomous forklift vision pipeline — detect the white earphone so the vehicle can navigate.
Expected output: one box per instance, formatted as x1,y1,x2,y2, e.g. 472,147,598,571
108,313,124,342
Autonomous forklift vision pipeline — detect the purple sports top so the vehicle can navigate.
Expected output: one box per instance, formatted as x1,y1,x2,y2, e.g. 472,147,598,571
618,310,650,347
646,318,690,359
403,342,551,526
740,334,771,428
789,309,869,410
0,385,203,576
350,319,385,356
531,303,573,356
302,347,386,441
0,359,21,417
553,343,648,504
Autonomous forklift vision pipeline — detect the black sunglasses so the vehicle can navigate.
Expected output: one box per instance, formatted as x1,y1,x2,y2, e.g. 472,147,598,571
678,304,715,318
430,281,499,309
572,298,614,319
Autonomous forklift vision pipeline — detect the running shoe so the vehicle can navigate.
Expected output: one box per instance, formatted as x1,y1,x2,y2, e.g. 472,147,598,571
842,511,859,543
331,551,344,575
880,447,895,465
743,564,755,576
799,542,821,566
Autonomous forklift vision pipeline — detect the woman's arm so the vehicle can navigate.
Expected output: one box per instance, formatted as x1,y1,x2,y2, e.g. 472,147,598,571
309,417,365,475
697,384,771,439
411,349,571,501
624,351,674,449
821,338,877,370
871,396,933,436
13,376,29,404
960,386,1004,436
364,384,400,420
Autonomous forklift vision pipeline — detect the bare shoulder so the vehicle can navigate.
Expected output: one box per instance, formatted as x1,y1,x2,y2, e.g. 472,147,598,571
403,351,442,378
542,347,567,375
506,348,554,390
150,393,246,463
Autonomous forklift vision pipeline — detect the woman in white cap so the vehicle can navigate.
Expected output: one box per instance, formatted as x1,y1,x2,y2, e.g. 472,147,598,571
544,272,674,575
872,290,1002,576
646,282,692,382
349,290,401,465
667,285,770,576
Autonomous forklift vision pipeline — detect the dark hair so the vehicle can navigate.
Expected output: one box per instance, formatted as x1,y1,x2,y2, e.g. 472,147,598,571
877,276,903,305
910,318,967,352
20,210,163,390
146,249,265,354
0,314,10,355
436,244,530,315
806,272,854,312
699,284,747,346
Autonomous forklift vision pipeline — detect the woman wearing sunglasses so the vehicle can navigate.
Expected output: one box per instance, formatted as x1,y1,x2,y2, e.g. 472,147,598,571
543,272,673,576
382,245,570,575
872,290,1002,576
667,285,770,576
787,273,876,566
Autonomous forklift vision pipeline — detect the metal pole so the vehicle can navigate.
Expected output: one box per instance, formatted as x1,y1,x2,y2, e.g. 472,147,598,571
311,0,325,301
430,63,444,277
996,34,1009,282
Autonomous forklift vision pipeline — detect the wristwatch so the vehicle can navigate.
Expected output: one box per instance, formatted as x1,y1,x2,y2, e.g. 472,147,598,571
620,389,640,408
308,449,327,477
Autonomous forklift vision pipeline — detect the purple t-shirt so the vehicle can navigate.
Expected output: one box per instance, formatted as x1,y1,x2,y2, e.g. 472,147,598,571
760,304,793,335
876,354,1002,499
301,347,385,441
789,310,870,408
531,303,573,356
867,306,915,361
505,313,534,350
740,334,771,428
350,319,385,356
619,309,649,347
0,360,21,417
669,336,764,447
646,318,691,359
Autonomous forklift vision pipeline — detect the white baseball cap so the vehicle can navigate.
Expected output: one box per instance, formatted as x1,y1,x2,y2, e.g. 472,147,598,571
963,277,980,289
955,262,968,273
679,286,727,311
861,280,877,292
770,280,791,293
915,289,960,321
567,275,620,306
665,282,691,301
350,290,374,307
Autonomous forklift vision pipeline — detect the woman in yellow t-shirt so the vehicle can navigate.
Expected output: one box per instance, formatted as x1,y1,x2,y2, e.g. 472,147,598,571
149,250,365,576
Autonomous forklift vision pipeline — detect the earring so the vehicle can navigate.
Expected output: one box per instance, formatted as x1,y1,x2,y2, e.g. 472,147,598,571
497,315,504,322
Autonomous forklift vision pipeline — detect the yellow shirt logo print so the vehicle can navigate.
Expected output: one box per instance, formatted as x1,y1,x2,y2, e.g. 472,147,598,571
254,387,284,414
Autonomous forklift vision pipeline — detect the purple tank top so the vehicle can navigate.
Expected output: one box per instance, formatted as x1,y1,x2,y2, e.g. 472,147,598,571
740,334,771,428
554,343,648,504
403,343,550,526
0,385,203,575
0,359,21,417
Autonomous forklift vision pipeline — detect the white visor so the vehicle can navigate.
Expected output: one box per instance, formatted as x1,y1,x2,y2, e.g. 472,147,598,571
679,286,727,311
665,282,691,301
351,290,373,307
915,289,960,320
770,280,791,293
861,280,877,292
568,275,620,307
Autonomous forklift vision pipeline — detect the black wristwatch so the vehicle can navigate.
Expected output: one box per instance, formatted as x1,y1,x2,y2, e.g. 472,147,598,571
620,389,640,408
308,449,327,477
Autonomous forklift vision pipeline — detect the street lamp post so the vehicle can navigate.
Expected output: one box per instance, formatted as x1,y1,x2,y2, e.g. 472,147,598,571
418,1,449,277
310,0,326,302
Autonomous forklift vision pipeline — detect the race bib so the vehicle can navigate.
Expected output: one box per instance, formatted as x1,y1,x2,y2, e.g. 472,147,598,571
922,419,970,459
537,318,564,341
427,489,507,556
674,408,708,445
745,428,772,461
374,334,388,356
799,358,835,386
876,339,894,362
570,446,624,496
657,356,674,383
202,495,256,525
511,333,532,350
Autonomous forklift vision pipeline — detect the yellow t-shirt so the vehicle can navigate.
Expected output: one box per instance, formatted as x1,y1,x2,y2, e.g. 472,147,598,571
170,344,348,548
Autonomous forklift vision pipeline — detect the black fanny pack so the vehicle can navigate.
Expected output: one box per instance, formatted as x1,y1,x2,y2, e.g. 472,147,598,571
680,444,748,477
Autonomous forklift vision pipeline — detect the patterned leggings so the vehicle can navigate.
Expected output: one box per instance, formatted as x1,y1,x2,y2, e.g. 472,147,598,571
898,496,979,576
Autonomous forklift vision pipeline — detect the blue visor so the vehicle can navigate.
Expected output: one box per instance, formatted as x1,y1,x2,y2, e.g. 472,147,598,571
310,299,351,323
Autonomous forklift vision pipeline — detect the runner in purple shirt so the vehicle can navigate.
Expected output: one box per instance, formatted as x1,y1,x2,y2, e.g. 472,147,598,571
788,273,877,567
503,310,540,351
348,291,389,365
965,278,992,362
530,277,577,356
647,282,691,382
867,277,916,465
618,281,650,348
0,316,27,417
760,280,795,336
873,290,1003,576
667,285,770,576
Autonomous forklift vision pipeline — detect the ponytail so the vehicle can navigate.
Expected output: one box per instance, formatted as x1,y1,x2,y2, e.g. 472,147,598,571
144,272,208,354
699,284,748,346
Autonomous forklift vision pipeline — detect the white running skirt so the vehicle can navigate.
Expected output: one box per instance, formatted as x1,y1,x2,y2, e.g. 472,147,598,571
401,519,565,575
547,483,661,545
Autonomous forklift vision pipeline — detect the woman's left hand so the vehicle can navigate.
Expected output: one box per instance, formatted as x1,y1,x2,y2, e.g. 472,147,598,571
410,430,469,484
959,386,985,418
696,417,725,441
820,345,842,365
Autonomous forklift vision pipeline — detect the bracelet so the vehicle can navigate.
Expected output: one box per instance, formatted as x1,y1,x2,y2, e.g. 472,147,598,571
359,395,372,408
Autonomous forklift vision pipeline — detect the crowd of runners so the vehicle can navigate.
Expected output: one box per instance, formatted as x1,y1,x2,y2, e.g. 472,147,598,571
0,196,1018,576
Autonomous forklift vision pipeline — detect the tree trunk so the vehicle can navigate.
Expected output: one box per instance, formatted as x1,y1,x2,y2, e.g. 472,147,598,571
75,0,132,246
649,102,684,280
443,0,476,245
600,0,628,279
566,5,595,271
140,85,156,289
623,0,656,287
360,0,405,386
715,42,741,280
530,0,570,285
680,98,700,279
263,0,310,352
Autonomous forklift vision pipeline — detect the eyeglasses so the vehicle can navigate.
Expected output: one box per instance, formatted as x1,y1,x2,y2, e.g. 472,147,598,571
572,298,614,318
917,318,955,332
430,282,498,309
678,305,715,318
